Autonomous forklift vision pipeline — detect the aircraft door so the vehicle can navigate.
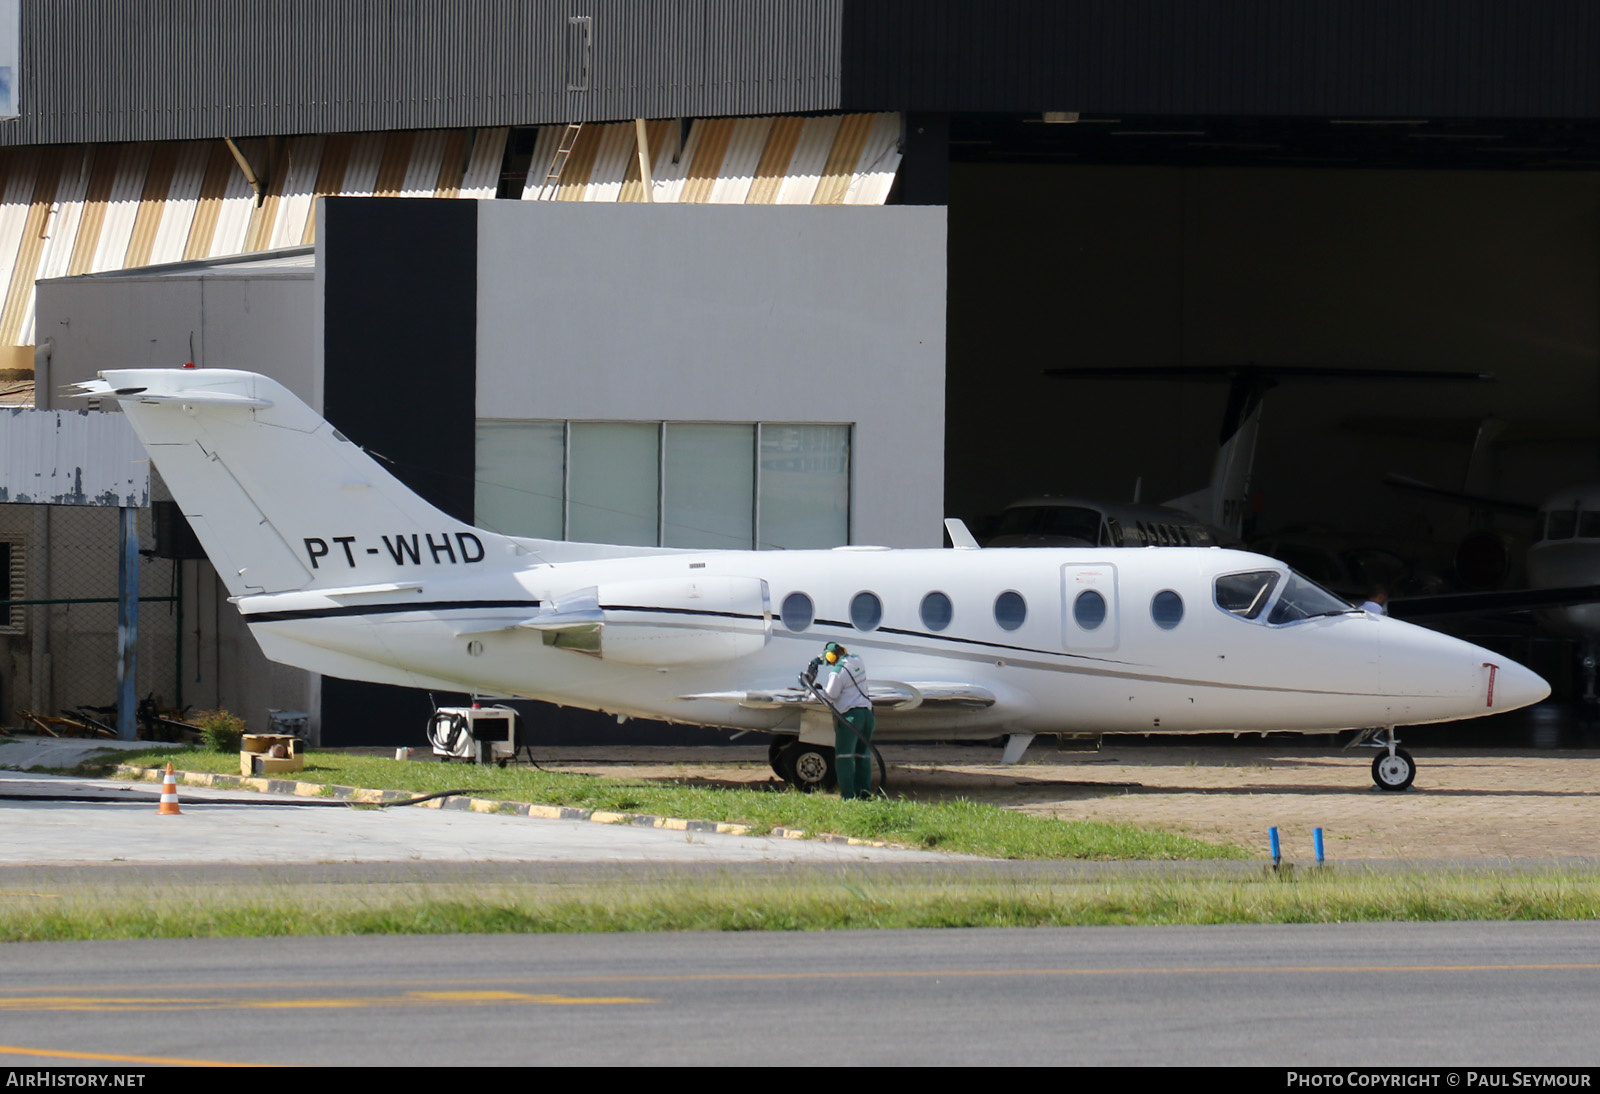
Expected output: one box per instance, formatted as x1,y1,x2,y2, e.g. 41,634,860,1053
1061,564,1119,651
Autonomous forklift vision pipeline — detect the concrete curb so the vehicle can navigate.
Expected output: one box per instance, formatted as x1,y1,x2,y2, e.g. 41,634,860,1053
114,765,894,850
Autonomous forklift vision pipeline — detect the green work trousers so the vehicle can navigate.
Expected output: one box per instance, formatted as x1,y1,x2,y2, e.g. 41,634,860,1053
835,707,876,800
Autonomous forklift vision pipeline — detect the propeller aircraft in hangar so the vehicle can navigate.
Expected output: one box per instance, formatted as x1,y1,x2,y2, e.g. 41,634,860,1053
73,368,1551,792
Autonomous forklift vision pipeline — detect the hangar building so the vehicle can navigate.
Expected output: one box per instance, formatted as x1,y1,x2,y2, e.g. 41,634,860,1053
5,1,1600,741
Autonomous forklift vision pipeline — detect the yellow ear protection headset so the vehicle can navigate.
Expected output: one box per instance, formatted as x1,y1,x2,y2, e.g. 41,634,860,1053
824,641,846,664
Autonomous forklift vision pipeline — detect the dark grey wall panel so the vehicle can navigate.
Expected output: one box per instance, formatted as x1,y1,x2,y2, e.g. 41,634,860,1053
5,0,842,146
319,196,478,747
842,0,1600,119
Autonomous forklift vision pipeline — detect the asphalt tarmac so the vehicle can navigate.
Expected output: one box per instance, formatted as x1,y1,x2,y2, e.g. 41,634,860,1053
0,923,1596,1067
2,735,1597,1069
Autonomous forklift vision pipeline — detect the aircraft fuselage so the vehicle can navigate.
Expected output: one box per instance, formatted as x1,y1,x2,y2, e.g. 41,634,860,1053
240,544,1541,740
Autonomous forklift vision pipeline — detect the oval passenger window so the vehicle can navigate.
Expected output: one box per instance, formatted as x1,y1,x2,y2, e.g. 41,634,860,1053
994,590,1027,631
1151,589,1183,630
781,592,813,632
920,591,953,632
1074,589,1106,630
850,591,883,631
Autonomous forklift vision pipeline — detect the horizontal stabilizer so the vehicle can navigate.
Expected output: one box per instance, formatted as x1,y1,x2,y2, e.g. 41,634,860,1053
70,378,273,408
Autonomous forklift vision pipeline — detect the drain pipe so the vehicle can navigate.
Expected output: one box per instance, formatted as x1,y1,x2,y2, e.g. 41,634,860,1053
224,138,264,206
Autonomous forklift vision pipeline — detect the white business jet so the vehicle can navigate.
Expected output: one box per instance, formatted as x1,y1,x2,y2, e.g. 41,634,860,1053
74,369,1550,792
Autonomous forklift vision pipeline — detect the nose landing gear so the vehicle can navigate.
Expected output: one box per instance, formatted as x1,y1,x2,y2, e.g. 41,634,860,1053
1371,747,1416,791
1359,725,1416,791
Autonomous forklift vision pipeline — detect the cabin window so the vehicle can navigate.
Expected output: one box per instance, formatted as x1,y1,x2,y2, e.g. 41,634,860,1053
1073,589,1107,630
1151,589,1183,629
1547,510,1577,541
780,592,814,632
850,591,883,631
1214,570,1280,620
994,590,1027,631
1580,512,1600,539
920,591,953,632
1266,573,1355,625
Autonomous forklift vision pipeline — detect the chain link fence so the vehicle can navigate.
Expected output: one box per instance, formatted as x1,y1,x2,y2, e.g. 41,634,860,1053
1,502,183,732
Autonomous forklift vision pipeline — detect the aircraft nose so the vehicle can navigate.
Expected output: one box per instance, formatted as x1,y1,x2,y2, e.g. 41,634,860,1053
1485,658,1551,713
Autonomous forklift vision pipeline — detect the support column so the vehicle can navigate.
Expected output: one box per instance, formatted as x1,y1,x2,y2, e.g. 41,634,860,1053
116,505,139,739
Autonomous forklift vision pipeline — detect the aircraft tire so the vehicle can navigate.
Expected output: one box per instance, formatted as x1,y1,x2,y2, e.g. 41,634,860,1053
780,741,837,793
1371,748,1416,792
768,737,793,777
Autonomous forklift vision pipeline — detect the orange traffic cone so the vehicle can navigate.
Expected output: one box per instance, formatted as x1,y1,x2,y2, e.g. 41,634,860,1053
157,762,182,816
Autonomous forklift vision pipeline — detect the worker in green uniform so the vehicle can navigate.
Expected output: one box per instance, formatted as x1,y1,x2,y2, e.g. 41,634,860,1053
814,641,875,800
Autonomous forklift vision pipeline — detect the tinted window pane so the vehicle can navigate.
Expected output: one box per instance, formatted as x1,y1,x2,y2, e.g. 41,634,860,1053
1151,589,1183,629
781,592,813,632
1547,510,1577,540
569,422,660,546
994,590,1027,631
1073,589,1106,630
920,591,953,632
850,591,882,631
475,420,566,538
758,424,849,549
1215,570,1280,619
663,423,755,549
1580,512,1600,539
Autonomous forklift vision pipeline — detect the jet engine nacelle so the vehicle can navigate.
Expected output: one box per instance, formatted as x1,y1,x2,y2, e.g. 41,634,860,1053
536,576,772,667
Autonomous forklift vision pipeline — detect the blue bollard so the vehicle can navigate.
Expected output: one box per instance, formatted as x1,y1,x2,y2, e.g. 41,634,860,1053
1313,827,1325,864
1269,826,1281,866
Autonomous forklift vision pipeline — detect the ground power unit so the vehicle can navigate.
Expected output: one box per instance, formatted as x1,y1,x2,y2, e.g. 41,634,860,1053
427,705,518,766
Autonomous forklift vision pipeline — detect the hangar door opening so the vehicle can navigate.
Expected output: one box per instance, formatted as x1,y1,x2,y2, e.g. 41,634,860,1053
945,162,1600,592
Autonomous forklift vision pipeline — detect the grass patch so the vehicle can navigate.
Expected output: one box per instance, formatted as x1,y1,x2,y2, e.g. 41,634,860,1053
1,871,1597,941
81,747,1242,861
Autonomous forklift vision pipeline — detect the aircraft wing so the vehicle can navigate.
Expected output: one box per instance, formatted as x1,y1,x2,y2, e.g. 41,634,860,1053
678,681,996,712
1389,585,1600,620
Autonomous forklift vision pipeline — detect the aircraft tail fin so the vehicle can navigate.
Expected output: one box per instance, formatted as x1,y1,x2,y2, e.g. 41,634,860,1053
74,369,667,598
1163,380,1263,541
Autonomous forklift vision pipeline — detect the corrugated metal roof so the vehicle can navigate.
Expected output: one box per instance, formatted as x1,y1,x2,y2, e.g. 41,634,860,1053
0,127,510,347
521,113,902,206
0,408,149,507
6,0,844,146
0,112,901,353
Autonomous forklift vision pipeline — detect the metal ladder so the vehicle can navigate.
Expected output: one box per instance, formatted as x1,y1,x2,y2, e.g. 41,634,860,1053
536,123,583,200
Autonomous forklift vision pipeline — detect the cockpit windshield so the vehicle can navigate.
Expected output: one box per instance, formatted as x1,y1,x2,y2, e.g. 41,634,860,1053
1214,570,1280,620
1215,568,1356,625
1266,572,1357,624
992,505,1102,544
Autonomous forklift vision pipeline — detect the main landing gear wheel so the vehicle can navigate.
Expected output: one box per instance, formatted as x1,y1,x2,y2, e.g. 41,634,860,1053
1372,748,1416,792
778,741,837,793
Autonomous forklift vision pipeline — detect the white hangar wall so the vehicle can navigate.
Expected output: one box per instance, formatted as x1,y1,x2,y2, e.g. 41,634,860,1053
473,201,948,549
